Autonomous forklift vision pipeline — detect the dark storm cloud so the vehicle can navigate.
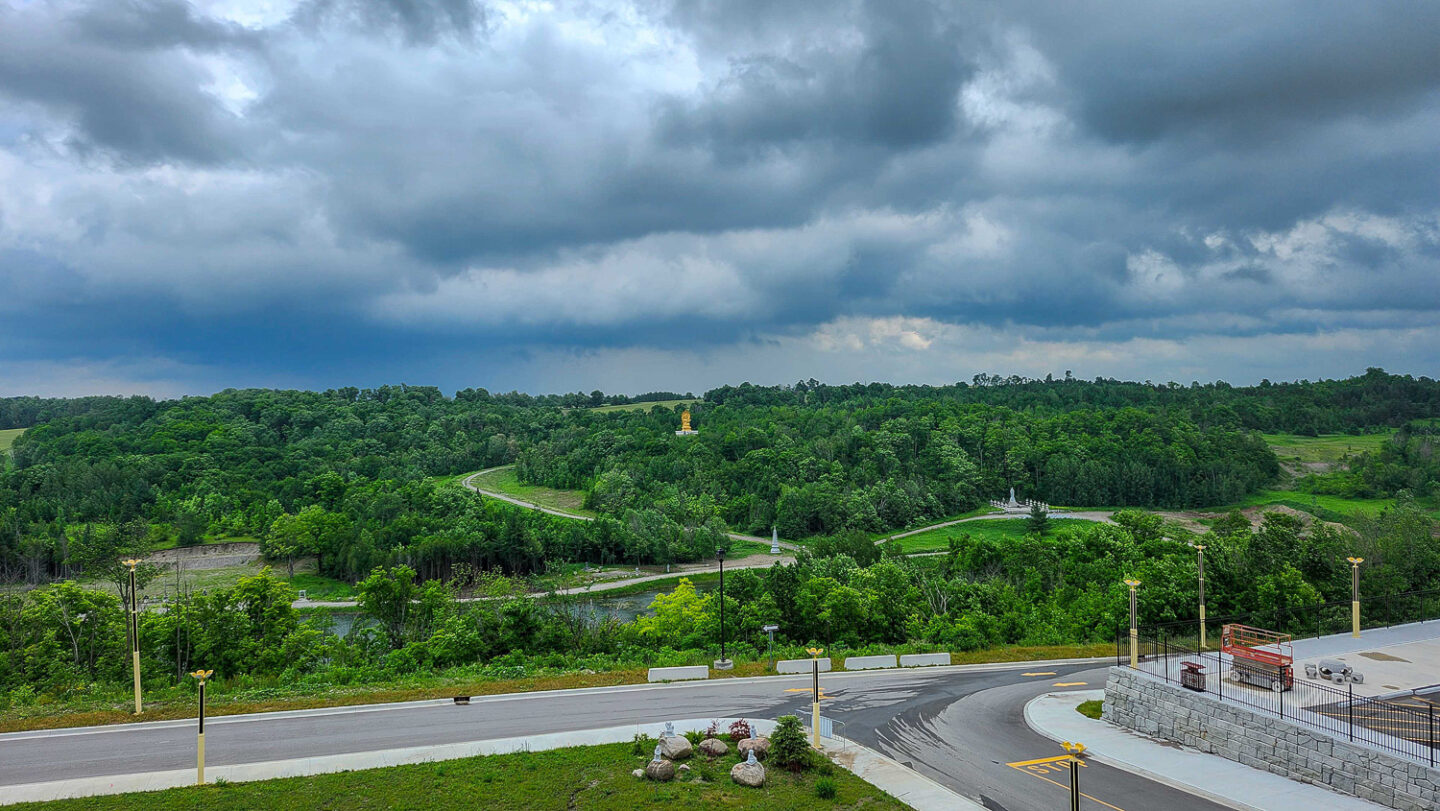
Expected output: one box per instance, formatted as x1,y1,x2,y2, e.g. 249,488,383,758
0,0,1438,396
658,0,972,152
0,1,252,164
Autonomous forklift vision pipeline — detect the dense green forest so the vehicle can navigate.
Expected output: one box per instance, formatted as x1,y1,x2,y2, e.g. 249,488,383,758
3,371,1439,585
3,503,1437,702
2,370,1439,705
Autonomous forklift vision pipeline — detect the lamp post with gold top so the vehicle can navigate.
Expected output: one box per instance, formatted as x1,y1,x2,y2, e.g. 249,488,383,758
806,646,824,747
122,558,142,714
1347,557,1364,637
191,669,213,785
1187,543,1207,648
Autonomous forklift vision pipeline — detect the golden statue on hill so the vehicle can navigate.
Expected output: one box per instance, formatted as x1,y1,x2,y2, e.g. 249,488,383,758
675,409,698,436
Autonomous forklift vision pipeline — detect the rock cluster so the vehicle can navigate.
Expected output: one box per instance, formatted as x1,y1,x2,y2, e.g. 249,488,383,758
730,754,765,788
644,759,675,782
737,736,770,760
659,735,693,760
698,737,729,757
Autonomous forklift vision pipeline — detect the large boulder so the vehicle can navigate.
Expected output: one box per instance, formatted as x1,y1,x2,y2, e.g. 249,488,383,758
730,760,765,788
737,737,770,760
659,735,693,760
645,759,676,782
698,738,729,757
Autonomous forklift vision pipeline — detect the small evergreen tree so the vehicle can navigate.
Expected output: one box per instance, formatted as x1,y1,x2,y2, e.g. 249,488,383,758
770,714,813,772
1027,503,1050,535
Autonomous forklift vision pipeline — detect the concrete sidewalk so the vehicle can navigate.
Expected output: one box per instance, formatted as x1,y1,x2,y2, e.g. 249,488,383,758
1,716,980,810
1025,689,1385,811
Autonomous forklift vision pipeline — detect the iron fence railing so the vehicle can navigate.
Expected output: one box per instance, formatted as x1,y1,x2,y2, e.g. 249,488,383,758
1115,633,1438,767
1135,588,1440,648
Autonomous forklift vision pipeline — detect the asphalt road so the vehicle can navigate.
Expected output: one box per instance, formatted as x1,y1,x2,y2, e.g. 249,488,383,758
0,661,1224,810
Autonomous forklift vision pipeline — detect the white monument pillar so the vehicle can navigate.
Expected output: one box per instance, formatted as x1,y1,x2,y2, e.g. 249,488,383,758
770,527,781,555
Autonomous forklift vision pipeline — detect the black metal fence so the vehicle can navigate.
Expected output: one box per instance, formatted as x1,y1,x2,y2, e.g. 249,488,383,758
1115,634,1439,766
1136,588,1440,649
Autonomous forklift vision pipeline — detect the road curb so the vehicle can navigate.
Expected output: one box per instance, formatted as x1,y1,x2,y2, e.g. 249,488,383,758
1022,690,1383,811
0,716,978,809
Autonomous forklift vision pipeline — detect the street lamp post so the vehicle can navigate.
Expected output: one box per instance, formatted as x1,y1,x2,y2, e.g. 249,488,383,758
123,558,142,714
1347,557,1364,638
1124,579,1141,668
1061,741,1087,810
806,646,825,748
714,547,732,670
190,669,213,785
1188,543,1207,648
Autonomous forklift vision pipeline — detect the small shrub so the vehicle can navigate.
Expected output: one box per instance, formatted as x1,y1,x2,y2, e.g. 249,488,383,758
631,732,655,756
815,777,837,799
815,759,835,777
729,718,752,740
683,729,705,746
769,715,812,772
706,719,723,737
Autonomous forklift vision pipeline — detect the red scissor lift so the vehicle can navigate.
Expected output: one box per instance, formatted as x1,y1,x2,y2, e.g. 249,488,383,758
1221,624,1294,692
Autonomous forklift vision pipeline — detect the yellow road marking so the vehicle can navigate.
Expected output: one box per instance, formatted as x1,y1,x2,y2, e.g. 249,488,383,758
1054,682,1088,687
1005,755,1125,811
783,688,834,700
1021,672,1057,677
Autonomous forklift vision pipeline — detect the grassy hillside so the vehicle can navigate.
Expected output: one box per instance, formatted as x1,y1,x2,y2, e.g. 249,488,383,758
0,427,24,453
886,517,1097,554
467,467,596,517
1262,431,1391,466
590,398,700,414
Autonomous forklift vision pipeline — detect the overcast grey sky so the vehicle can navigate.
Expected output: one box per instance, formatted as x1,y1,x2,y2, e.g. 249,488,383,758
1,0,1438,397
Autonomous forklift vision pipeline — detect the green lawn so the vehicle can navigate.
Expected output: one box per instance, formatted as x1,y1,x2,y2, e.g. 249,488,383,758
872,505,1005,540
10,740,904,811
590,398,700,414
888,518,1097,554
0,427,24,453
467,467,596,518
1230,489,1395,518
1261,431,1392,465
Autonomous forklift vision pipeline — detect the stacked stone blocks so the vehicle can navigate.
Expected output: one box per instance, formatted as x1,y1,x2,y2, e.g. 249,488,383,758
1103,666,1440,811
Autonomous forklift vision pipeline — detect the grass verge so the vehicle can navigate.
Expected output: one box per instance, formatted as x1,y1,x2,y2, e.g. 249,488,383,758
466,467,596,518
0,427,24,453
0,643,1111,735
1076,699,1103,719
889,518,1098,554
9,740,903,810
589,398,700,414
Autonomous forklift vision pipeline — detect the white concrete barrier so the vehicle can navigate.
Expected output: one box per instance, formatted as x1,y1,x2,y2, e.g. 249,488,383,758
900,653,951,667
647,666,709,682
777,657,831,674
844,655,898,670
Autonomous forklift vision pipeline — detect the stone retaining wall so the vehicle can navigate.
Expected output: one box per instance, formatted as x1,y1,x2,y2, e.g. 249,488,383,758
1104,666,1440,811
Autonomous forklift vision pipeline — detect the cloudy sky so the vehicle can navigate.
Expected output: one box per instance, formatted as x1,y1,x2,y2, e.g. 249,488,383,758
1,0,1438,397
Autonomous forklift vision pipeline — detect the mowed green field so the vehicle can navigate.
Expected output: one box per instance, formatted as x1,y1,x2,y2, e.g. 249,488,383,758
10,741,905,811
467,466,597,517
590,398,700,414
0,427,25,453
1231,489,1396,517
1261,431,1392,465
887,517,1098,554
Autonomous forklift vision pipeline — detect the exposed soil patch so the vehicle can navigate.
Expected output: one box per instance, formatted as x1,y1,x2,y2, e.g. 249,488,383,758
145,542,263,570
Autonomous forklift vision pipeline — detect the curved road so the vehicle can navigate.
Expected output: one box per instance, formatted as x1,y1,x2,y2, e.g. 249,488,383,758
462,467,800,552
0,661,1223,811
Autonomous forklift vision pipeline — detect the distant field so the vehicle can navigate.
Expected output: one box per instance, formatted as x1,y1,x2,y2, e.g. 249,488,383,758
870,506,1005,540
590,398,699,413
888,517,1097,554
1231,489,1395,518
0,427,25,453
468,467,596,517
1262,432,1392,465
